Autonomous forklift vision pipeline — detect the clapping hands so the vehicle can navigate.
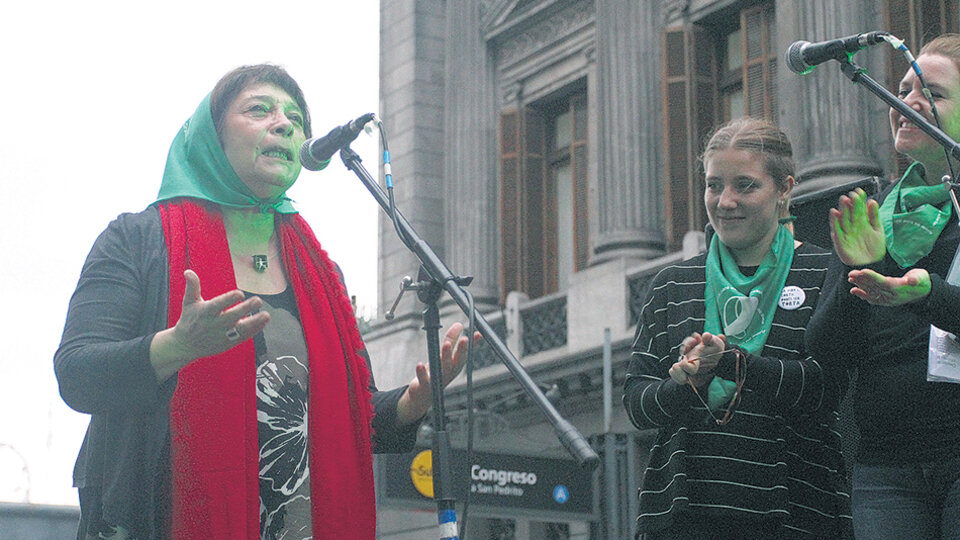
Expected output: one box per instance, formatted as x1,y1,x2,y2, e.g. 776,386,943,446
830,188,886,266
829,188,932,305
669,332,727,388
847,267,932,306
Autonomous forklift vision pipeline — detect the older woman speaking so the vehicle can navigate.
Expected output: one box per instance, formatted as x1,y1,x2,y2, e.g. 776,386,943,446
55,64,473,540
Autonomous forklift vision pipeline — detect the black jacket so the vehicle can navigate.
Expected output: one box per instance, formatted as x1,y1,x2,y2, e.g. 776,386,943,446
54,205,417,540
806,179,960,465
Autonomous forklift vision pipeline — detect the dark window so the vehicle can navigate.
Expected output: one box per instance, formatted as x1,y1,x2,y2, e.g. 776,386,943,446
499,87,588,300
660,2,776,250
740,4,777,122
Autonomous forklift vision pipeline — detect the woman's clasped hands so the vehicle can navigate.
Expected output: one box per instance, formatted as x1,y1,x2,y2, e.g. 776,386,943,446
670,332,728,388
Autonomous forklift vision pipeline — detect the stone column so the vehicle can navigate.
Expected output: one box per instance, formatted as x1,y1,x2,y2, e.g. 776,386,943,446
776,0,888,196
378,0,448,318
368,0,449,393
592,0,666,262
443,0,500,309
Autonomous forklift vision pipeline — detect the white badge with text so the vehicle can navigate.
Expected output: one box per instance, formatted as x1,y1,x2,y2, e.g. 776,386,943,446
778,286,805,310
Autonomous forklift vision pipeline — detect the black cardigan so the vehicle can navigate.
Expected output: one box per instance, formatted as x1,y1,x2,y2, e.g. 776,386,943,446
54,204,417,540
805,180,960,465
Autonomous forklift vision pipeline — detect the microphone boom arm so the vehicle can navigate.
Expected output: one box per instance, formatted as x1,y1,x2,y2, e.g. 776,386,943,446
338,146,601,471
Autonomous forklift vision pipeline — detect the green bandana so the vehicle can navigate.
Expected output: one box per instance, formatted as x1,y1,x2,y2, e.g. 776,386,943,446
155,93,298,214
879,162,952,269
703,225,794,409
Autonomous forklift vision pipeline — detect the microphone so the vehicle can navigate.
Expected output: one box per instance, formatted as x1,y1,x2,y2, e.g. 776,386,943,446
299,113,377,171
785,31,887,74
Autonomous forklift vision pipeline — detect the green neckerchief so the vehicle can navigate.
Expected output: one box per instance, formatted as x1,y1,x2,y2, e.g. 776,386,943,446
155,93,298,214
879,162,952,269
703,225,794,409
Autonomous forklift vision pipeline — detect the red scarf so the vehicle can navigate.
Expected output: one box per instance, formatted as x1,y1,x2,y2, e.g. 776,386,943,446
159,199,376,539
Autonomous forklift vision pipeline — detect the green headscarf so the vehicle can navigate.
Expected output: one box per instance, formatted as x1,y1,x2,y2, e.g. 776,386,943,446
156,93,298,214
703,225,795,408
879,162,952,269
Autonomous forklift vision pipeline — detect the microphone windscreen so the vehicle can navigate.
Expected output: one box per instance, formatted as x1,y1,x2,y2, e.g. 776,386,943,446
785,41,811,74
299,141,331,171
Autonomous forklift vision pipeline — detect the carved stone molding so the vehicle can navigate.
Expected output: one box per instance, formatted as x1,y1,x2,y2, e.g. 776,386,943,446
583,43,596,63
502,81,524,104
480,0,514,29
494,1,595,67
663,0,690,23
480,0,493,21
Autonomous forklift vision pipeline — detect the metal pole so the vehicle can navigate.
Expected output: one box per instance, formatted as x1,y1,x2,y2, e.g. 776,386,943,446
603,328,612,433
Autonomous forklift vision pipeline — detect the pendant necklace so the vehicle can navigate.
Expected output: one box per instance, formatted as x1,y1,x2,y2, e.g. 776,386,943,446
253,254,269,273
232,247,279,273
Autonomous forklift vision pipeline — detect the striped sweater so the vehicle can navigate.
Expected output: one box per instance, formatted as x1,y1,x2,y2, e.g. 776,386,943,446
622,243,852,538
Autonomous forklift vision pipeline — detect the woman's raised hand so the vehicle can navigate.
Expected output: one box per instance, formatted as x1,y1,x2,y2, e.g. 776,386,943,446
829,188,886,266
149,269,271,381
397,322,481,425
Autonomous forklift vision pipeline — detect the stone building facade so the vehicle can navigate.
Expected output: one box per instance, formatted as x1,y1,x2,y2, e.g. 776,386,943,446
366,1,957,538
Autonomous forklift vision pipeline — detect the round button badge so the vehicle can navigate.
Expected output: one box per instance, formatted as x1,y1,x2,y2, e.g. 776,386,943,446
778,286,805,310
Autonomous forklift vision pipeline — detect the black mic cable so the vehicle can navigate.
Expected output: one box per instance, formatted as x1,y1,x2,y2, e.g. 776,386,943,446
375,116,416,249
883,34,960,205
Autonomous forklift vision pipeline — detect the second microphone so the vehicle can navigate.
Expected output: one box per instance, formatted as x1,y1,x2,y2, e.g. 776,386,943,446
300,113,378,171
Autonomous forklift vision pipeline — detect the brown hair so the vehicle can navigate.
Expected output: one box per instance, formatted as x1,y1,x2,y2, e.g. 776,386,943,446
920,33,960,73
702,117,795,190
209,64,312,138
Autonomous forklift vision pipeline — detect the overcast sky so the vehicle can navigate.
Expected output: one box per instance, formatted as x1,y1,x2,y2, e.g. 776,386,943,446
0,1,381,505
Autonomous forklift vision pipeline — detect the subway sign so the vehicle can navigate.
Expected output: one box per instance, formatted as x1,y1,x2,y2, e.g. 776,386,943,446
379,447,597,519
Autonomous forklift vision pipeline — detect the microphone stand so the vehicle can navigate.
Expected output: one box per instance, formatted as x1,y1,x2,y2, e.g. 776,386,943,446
338,146,600,538
837,58,960,216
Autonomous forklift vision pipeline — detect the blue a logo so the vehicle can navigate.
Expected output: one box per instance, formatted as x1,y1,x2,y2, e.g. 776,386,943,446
553,485,569,504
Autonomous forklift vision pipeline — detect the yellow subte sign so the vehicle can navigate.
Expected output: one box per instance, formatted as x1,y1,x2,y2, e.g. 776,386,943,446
410,449,434,498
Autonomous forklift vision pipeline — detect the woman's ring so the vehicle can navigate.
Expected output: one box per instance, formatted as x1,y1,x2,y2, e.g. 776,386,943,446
226,327,241,341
